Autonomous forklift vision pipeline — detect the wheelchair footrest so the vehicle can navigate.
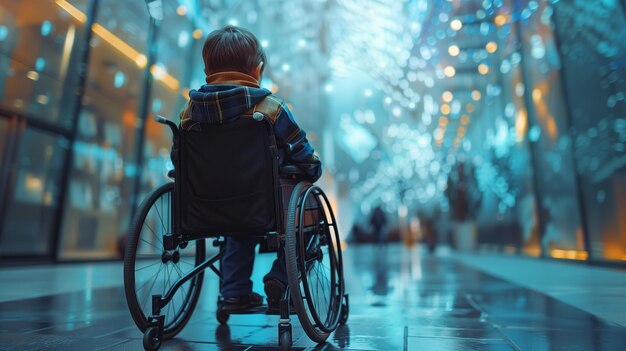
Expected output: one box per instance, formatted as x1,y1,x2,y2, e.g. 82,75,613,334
221,304,269,314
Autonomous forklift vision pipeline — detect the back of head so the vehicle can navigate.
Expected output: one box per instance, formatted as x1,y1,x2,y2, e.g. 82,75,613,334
202,25,266,77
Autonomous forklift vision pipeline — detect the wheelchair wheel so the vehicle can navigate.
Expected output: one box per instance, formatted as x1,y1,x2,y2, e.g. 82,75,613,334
124,182,206,340
285,182,345,343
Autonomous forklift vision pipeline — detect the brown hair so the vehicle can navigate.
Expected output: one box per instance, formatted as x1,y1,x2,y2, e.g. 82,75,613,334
202,25,266,76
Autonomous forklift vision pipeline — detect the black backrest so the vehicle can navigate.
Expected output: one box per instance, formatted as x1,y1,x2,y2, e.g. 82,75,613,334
176,117,280,239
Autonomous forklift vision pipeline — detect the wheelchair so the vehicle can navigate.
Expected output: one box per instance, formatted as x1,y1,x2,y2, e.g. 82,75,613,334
123,114,349,350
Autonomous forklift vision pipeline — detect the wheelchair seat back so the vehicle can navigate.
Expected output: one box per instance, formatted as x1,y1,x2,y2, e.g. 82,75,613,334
176,117,281,239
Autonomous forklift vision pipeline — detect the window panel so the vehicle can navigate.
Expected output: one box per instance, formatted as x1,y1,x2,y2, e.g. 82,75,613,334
0,128,66,255
59,0,150,259
552,0,626,261
141,3,196,196
519,0,586,258
0,0,87,129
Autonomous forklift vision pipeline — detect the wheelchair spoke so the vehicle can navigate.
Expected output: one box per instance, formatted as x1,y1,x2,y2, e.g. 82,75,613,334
169,267,177,321
165,264,172,296
173,265,188,305
136,266,159,293
155,198,165,234
315,263,330,320
143,221,161,248
140,238,161,252
125,184,206,338
140,263,164,311
136,261,160,272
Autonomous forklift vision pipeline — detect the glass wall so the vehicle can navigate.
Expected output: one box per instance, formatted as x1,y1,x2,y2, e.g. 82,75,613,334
59,0,150,259
140,1,197,197
0,0,87,128
551,0,626,261
0,0,87,258
0,0,624,264
471,3,540,256
0,128,67,255
517,0,586,258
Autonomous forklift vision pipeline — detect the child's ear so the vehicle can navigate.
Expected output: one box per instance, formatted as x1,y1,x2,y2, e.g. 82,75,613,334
253,62,263,80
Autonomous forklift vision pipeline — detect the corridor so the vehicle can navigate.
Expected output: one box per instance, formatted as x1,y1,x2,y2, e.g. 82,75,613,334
1,244,625,350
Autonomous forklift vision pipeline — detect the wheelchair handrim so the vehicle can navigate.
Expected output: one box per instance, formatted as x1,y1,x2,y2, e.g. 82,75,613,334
297,186,344,333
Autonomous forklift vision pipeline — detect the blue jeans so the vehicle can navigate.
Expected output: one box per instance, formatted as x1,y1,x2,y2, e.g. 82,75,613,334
220,237,288,299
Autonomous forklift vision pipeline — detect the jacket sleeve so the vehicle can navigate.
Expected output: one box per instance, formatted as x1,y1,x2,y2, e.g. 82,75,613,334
273,102,322,181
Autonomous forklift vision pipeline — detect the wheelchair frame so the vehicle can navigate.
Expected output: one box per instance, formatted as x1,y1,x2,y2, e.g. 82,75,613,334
124,115,348,350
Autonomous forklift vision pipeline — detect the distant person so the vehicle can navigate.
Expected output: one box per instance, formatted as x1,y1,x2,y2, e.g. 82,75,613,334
369,206,388,245
349,222,368,243
175,25,321,312
445,161,481,251
417,210,438,253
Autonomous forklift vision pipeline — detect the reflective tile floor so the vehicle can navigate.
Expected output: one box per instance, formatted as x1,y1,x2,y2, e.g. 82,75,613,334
1,244,626,350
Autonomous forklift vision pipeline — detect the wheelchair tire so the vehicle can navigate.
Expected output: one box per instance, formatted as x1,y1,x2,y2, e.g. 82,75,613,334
143,326,161,350
284,182,345,343
279,330,292,350
124,182,206,341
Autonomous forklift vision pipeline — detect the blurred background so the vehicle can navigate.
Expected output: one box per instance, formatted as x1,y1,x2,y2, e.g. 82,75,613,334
0,0,625,264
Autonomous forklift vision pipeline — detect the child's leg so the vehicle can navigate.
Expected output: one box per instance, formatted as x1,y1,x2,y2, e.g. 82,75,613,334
221,237,257,298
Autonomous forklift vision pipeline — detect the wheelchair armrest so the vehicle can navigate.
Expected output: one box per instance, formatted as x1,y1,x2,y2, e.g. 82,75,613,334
280,164,307,178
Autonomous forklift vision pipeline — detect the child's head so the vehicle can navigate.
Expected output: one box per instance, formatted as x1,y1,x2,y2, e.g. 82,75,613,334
202,25,266,80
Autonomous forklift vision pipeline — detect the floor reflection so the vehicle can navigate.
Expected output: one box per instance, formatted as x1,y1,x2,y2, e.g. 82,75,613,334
0,244,625,350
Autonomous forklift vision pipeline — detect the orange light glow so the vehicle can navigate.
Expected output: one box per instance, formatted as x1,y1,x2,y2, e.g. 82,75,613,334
55,0,87,23
450,19,463,31
532,88,542,102
440,103,451,115
524,246,542,257
515,108,528,142
471,90,481,101
478,64,490,75
176,5,187,16
25,174,43,192
448,45,460,57
494,14,508,26
444,66,456,77
56,0,181,93
546,115,558,139
92,23,148,68
192,29,203,40
150,64,180,91
122,109,136,127
460,114,470,125
181,88,191,100
550,249,588,260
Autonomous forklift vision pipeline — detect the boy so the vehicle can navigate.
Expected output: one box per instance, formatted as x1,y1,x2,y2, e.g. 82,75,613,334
178,25,322,311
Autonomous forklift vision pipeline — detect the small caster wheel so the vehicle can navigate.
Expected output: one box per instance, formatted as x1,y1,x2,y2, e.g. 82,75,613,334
279,330,292,350
339,303,349,326
216,303,230,324
143,326,161,350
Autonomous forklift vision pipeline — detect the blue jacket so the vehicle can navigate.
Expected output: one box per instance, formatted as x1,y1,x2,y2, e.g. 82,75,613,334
178,71,321,181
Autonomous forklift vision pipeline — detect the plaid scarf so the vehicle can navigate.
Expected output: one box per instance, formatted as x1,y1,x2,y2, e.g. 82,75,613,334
182,72,271,125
